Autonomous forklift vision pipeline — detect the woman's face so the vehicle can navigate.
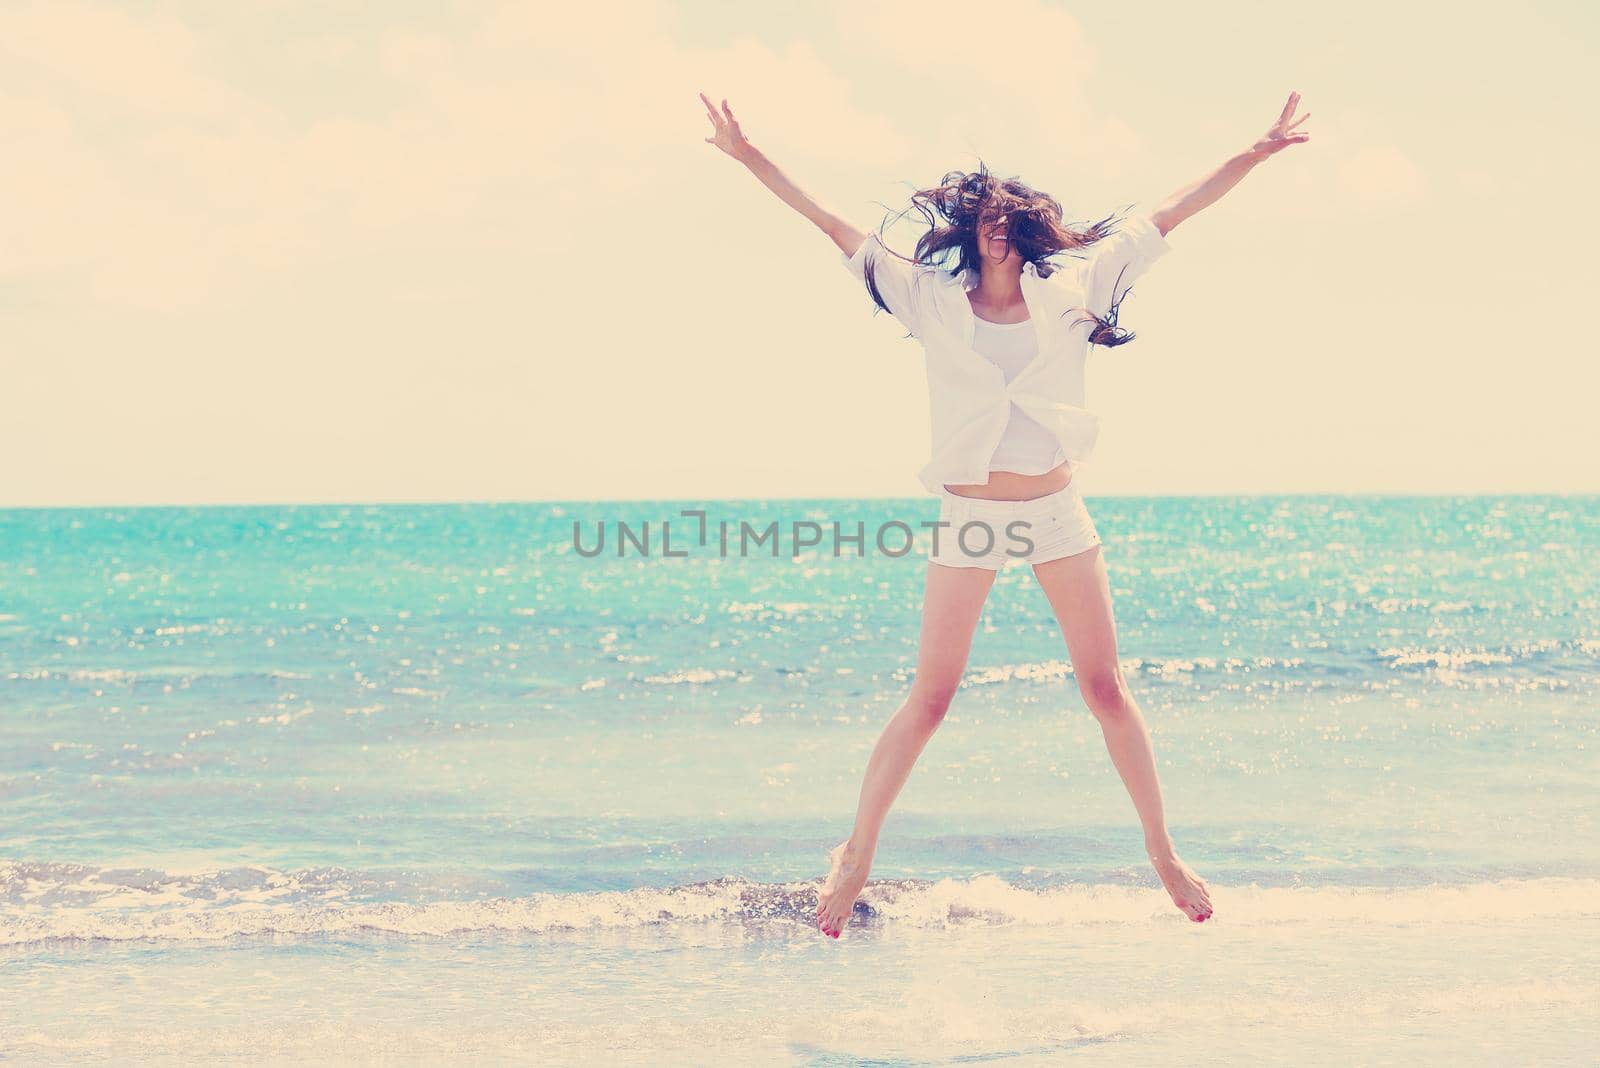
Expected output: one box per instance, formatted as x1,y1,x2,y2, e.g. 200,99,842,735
975,208,1018,267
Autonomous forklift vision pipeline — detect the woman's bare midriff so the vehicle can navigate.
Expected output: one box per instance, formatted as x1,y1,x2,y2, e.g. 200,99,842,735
944,460,1073,501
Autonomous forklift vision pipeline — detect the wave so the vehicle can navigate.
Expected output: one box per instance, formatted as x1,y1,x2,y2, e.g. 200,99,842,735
4,861,1596,948
955,645,1598,692
5,666,311,684
8,637,1596,698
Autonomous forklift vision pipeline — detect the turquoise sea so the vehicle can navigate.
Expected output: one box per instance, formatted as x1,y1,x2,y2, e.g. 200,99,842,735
2,495,1597,1064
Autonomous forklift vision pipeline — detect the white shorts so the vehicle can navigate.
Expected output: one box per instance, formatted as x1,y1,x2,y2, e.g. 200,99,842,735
927,481,1102,570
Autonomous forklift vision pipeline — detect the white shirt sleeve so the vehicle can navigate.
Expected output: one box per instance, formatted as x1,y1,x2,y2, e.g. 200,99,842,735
1069,211,1173,322
840,232,925,333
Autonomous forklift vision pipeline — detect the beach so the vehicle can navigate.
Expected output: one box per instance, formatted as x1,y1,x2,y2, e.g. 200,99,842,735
3,495,1596,1064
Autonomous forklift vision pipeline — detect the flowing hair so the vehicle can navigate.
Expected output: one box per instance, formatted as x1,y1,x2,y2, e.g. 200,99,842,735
862,159,1146,347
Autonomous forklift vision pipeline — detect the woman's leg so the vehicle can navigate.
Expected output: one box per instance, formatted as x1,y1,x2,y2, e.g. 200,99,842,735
1031,545,1214,922
815,560,998,937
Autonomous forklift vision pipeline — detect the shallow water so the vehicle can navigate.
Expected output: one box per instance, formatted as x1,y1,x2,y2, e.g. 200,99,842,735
3,495,1597,1063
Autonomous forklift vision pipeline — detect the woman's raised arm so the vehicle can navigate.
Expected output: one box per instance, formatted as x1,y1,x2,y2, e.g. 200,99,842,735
700,92,930,331
699,92,866,258
1148,90,1311,236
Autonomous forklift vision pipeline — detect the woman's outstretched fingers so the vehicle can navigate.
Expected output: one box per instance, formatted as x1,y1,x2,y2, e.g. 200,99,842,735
1252,90,1311,157
1279,90,1302,124
699,92,721,126
698,92,750,159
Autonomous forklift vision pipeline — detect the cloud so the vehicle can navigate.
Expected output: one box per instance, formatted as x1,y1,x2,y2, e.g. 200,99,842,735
0,1,264,121
830,0,1146,182
838,0,1099,100
1337,144,1426,207
0,1,902,309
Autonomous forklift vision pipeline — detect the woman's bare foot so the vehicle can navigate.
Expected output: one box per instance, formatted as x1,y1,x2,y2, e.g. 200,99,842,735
1149,846,1213,922
816,840,871,938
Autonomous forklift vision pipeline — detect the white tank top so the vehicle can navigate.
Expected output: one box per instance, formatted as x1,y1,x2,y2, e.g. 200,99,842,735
971,317,1067,475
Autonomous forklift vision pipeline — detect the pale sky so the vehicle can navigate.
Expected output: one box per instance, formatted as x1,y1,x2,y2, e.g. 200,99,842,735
3,0,1597,507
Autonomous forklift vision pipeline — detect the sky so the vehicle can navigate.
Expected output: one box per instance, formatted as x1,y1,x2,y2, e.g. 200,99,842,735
3,0,1597,507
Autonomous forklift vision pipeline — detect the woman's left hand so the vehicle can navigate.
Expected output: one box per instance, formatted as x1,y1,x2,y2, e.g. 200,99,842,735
1251,90,1311,159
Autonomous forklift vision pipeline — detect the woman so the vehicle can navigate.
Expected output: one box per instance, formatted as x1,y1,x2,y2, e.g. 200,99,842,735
699,90,1311,938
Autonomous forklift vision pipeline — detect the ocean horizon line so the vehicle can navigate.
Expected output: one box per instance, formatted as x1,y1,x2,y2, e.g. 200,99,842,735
4,489,1599,513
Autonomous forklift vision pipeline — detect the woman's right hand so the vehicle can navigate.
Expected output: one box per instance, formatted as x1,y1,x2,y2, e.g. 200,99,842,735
699,92,752,161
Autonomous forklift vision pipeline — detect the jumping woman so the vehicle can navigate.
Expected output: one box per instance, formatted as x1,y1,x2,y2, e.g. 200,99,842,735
699,90,1311,938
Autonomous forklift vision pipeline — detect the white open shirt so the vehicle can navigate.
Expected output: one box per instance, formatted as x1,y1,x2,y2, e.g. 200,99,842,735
840,210,1172,494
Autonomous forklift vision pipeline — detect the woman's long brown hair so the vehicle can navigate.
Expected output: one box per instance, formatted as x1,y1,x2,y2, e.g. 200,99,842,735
862,160,1146,347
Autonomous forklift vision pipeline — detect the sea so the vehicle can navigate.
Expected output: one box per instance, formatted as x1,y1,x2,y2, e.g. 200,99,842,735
2,495,1596,1064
